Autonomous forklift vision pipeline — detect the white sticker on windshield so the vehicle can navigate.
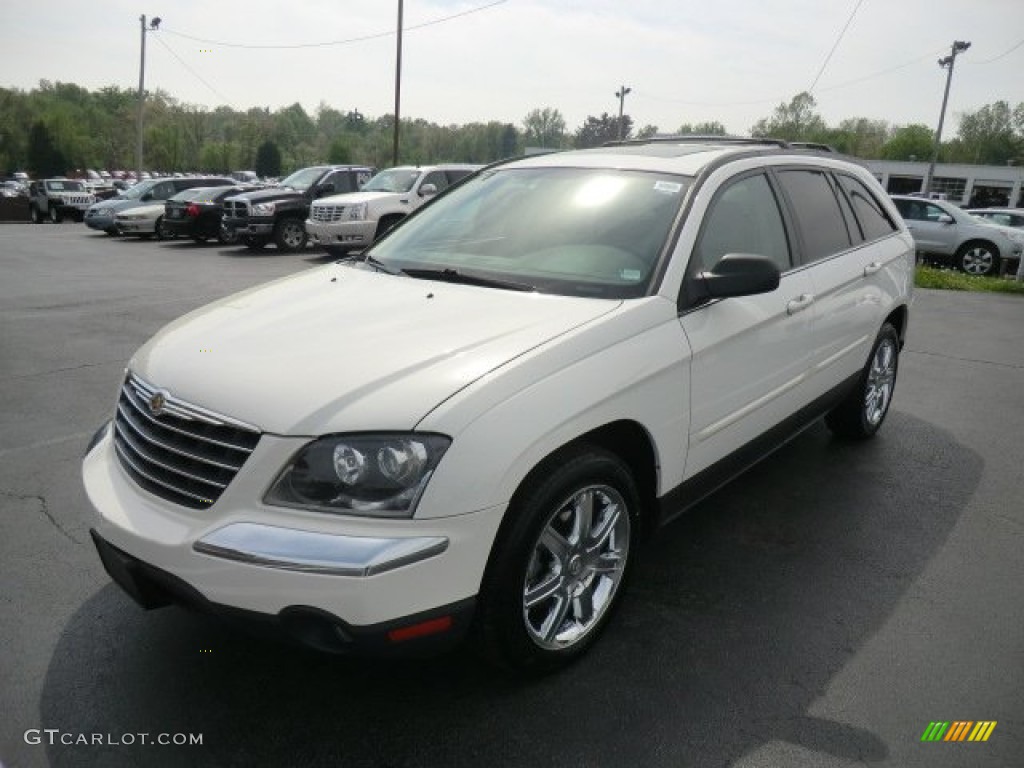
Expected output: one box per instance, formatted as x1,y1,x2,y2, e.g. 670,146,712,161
620,269,643,281
653,181,682,194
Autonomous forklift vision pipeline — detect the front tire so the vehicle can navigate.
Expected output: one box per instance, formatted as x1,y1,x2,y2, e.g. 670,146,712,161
49,206,62,224
30,206,43,224
956,241,999,277
374,215,404,242
273,218,307,252
826,322,899,439
475,446,639,671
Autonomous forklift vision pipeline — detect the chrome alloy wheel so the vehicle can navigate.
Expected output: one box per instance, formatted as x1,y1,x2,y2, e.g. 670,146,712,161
961,246,994,275
279,220,305,249
864,337,897,426
522,485,631,650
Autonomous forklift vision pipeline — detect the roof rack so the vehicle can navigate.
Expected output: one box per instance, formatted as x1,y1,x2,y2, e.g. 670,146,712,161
604,135,789,148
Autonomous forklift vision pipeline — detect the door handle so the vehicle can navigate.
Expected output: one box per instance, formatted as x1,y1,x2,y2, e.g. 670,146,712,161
786,294,815,315
864,261,882,276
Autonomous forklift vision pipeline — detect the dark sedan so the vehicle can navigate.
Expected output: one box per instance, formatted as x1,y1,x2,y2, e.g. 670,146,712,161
163,185,250,243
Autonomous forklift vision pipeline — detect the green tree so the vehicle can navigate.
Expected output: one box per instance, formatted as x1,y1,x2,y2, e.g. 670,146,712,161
880,125,934,161
636,124,659,139
750,92,827,141
678,121,727,136
826,117,891,158
254,140,282,177
522,107,566,149
950,101,1020,164
27,121,67,176
574,113,631,148
327,137,352,164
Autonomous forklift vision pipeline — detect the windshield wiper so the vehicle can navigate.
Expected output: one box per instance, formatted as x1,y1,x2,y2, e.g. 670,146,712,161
399,267,536,292
361,253,402,275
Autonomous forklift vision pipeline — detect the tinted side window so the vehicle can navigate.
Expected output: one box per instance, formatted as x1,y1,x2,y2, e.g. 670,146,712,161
838,175,898,240
694,173,791,273
152,181,175,199
421,171,450,193
776,169,851,263
446,169,473,185
323,171,356,194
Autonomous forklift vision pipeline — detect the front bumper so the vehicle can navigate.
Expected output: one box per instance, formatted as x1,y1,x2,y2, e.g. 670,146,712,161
222,217,274,237
305,219,376,249
82,427,505,648
85,211,116,231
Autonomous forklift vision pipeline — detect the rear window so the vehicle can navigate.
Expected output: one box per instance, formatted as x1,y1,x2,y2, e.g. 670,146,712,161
776,170,852,264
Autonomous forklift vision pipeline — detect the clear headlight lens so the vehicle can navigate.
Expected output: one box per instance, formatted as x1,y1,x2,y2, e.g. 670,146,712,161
347,202,368,220
265,433,451,518
252,202,276,216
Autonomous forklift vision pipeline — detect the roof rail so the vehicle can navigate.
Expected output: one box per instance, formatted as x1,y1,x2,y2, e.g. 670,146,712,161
604,135,789,148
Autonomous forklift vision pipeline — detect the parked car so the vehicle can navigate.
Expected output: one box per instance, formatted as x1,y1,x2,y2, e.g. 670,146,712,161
890,195,1023,276
29,178,96,223
162,185,250,243
114,202,176,239
306,164,481,256
85,176,234,235
221,164,375,252
83,137,914,670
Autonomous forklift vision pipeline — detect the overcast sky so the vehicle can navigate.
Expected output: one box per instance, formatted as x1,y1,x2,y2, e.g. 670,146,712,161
3,0,1022,136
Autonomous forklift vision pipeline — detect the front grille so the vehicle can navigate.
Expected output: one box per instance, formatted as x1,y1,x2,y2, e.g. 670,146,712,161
223,200,248,218
63,195,91,205
112,374,261,509
310,204,346,223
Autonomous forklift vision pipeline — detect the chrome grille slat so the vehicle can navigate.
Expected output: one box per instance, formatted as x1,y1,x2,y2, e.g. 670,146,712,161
116,400,245,472
121,385,256,453
115,424,228,490
113,373,261,509
113,439,215,506
310,205,346,223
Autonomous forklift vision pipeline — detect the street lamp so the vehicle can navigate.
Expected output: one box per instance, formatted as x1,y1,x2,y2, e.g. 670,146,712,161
392,0,403,166
922,40,970,196
136,14,161,181
615,85,632,141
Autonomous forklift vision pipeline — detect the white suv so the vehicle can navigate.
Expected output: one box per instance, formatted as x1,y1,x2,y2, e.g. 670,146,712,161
83,138,914,670
305,164,480,255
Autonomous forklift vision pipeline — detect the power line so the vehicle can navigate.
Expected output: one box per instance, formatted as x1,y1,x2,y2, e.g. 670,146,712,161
162,0,507,50
967,37,1024,65
151,33,234,107
808,0,866,93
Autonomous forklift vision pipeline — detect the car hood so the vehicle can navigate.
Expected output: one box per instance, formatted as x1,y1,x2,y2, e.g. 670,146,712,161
89,197,146,213
315,191,403,206
130,264,621,435
228,187,305,205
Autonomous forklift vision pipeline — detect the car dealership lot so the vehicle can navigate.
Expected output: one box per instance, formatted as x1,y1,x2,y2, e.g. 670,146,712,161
1,224,1022,767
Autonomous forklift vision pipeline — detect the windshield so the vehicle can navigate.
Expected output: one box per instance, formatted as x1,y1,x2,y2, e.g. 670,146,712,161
363,169,421,194
118,179,157,200
367,167,690,299
277,167,326,192
46,180,85,192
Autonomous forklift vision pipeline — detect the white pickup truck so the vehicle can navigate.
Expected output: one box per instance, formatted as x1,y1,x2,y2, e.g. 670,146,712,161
305,164,480,255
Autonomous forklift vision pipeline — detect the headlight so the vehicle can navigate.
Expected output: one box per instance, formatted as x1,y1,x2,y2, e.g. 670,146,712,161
347,203,368,221
264,433,451,518
251,202,276,216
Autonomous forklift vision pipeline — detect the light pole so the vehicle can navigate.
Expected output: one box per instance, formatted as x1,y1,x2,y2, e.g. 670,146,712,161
136,14,161,181
922,40,970,196
615,85,631,141
392,0,403,166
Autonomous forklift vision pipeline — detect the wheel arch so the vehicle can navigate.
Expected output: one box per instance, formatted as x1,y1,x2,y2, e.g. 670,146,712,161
957,238,1001,259
884,304,909,347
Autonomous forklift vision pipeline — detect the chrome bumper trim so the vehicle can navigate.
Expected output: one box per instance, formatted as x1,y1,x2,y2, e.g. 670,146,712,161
193,523,449,577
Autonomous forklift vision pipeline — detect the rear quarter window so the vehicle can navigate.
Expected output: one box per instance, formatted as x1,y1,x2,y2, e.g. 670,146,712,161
838,175,899,241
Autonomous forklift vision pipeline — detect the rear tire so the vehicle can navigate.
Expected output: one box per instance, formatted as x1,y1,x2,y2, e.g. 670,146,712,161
154,216,171,240
273,218,307,252
955,241,999,277
826,322,899,439
30,206,43,224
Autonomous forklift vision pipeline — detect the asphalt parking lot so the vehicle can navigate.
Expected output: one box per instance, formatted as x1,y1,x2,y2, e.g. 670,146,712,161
1,223,1022,768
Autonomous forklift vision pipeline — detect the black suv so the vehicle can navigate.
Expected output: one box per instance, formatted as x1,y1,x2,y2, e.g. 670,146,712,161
222,165,375,252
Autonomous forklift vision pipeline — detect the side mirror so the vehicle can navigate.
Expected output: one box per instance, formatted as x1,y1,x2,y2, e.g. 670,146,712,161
141,192,153,202
937,213,954,224
685,253,781,309
419,183,438,197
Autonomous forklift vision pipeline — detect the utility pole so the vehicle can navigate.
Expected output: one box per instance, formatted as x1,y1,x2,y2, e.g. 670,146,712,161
922,40,970,196
392,0,404,166
615,86,632,141
136,15,161,181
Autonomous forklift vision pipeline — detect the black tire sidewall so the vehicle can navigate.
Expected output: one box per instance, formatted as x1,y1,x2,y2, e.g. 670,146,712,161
478,447,641,670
